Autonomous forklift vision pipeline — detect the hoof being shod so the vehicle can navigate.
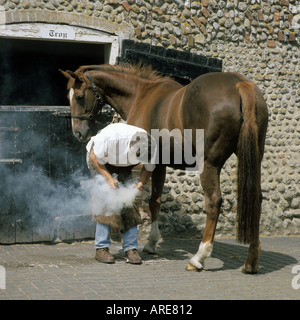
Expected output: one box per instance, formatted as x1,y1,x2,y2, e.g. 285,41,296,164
185,263,204,272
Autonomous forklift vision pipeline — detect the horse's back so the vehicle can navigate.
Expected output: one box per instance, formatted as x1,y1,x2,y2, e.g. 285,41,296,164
182,72,267,129
185,72,250,107
187,72,266,110
178,72,268,164
181,72,242,131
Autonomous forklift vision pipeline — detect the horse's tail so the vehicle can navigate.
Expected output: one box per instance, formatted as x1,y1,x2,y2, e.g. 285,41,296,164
236,80,261,244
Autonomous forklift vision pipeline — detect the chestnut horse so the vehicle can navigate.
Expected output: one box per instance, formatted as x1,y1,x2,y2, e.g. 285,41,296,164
59,64,268,273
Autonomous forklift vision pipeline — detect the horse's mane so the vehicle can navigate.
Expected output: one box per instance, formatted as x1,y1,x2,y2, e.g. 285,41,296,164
77,63,170,81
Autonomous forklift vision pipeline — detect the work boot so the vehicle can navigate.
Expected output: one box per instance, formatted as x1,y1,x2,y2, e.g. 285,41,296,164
125,249,142,265
95,248,115,264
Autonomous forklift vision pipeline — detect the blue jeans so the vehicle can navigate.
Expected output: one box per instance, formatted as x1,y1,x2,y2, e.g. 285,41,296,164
95,223,138,252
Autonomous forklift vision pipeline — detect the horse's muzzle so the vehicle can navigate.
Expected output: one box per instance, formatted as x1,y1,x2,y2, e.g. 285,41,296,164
73,129,91,142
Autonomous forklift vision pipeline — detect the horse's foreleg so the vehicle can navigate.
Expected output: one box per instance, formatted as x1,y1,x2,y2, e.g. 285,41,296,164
143,200,161,254
186,164,222,271
143,166,166,254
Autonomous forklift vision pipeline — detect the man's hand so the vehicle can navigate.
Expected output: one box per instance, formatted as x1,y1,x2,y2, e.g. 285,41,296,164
136,166,152,191
135,181,144,191
90,149,119,189
107,178,119,189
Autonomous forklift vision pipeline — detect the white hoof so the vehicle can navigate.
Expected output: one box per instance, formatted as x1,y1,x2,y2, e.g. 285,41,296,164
186,241,213,271
185,261,204,272
189,257,205,270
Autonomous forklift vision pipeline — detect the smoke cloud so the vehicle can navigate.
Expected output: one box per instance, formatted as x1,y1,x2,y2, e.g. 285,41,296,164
2,166,139,219
1,162,140,240
91,175,140,216
0,112,139,242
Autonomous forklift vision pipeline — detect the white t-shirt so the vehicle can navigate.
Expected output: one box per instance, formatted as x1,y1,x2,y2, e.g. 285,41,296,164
86,123,156,172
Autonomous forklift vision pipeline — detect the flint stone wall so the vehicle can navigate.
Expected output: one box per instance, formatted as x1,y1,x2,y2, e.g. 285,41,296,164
1,0,299,238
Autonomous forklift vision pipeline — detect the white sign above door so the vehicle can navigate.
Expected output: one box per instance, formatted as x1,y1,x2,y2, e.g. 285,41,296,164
40,27,76,40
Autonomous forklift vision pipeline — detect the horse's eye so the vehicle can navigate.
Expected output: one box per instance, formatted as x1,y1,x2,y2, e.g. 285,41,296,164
76,94,84,101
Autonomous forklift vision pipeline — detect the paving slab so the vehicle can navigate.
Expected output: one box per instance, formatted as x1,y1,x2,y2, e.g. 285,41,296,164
0,236,299,301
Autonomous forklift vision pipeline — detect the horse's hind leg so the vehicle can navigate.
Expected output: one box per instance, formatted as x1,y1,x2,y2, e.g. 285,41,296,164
242,239,261,274
186,162,222,271
143,165,166,254
242,161,263,274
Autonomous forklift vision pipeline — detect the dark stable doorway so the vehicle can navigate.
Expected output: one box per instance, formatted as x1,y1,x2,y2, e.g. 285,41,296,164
0,38,106,106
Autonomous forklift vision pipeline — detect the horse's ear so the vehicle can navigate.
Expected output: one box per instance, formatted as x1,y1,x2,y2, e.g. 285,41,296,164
59,69,79,80
59,69,71,79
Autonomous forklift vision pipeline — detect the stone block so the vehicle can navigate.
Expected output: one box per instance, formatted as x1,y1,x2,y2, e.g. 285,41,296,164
135,26,141,37
201,8,210,18
257,10,264,21
274,11,280,21
289,32,296,42
280,0,289,6
121,1,131,12
278,30,285,41
267,40,277,47
193,16,201,27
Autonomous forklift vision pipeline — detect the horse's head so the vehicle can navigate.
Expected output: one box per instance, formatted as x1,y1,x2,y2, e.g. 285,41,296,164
59,69,105,142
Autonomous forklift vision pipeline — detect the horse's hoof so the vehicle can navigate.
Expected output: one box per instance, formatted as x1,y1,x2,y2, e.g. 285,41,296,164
142,247,156,255
185,263,204,272
241,263,259,274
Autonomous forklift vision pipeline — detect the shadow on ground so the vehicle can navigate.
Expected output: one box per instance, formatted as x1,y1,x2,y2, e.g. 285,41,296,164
122,238,298,274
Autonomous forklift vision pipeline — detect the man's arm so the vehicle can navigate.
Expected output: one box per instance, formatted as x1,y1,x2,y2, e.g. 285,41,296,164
89,149,118,189
135,166,152,190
